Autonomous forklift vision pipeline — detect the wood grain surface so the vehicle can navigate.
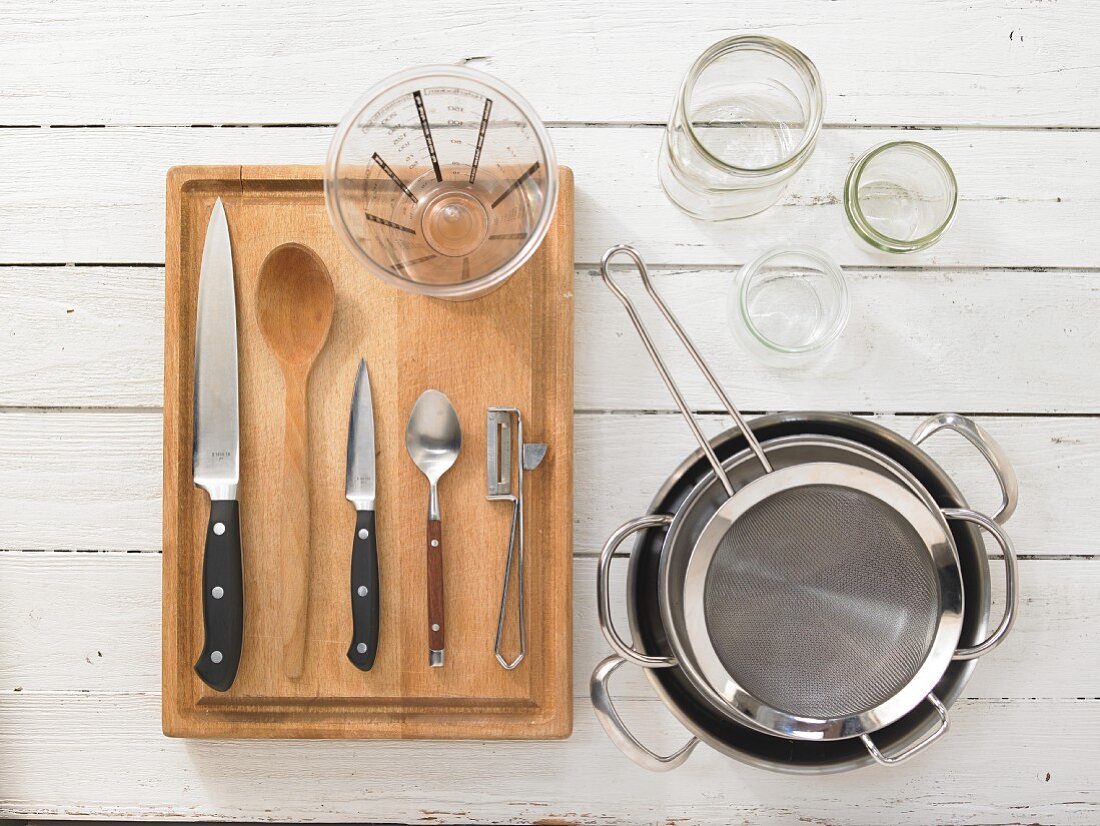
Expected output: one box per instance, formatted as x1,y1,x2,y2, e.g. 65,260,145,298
161,165,575,738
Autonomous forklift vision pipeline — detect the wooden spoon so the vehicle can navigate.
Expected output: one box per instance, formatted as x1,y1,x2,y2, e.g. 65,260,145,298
256,242,335,680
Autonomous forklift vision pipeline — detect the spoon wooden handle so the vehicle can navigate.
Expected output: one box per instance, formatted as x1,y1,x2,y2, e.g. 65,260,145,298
427,517,445,666
279,376,312,679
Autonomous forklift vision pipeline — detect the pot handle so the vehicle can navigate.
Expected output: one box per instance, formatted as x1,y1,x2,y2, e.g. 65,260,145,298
597,514,678,668
911,413,1018,524
861,693,949,766
945,507,1020,660
591,655,700,772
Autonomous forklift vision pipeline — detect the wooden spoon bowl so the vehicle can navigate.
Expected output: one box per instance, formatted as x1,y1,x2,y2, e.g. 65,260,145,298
257,242,335,679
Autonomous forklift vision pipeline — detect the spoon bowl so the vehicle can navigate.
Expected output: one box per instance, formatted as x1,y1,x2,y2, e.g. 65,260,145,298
256,242,335,680
257,243,336,368
406,390,463,487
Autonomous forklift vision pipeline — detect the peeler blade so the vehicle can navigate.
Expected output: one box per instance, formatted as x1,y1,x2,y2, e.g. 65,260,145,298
522,443,548,470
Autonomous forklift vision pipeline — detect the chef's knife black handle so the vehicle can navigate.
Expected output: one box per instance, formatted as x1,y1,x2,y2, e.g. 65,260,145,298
194,499,244,692
347,509,380,671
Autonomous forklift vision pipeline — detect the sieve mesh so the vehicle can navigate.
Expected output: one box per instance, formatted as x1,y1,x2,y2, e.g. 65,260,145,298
702,484,940,719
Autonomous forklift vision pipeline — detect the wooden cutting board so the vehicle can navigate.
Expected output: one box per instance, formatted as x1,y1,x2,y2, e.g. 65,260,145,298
162,165,573,738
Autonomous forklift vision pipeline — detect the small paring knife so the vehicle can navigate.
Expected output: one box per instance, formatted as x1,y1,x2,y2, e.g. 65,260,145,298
191,198,245,692
345,358,380,671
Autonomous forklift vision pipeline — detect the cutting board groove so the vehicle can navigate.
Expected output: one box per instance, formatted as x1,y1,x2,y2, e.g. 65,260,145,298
162,165,573,738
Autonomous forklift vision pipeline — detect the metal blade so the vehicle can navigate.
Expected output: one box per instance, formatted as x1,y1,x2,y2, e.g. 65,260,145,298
522,443,548,471
345,358,377,510
192,198,240,501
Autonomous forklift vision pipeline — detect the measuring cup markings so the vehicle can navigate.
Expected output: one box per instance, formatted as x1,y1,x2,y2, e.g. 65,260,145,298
411,90,443,182
327,68,557,295
470,97,493,183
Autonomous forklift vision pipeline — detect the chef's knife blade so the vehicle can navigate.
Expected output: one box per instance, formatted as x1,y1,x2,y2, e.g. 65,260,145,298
346,358,379,670
191,197,244,692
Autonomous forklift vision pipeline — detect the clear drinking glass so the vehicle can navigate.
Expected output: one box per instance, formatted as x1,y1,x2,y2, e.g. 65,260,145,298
730,246,849,365
325,65,558,300
844,141,957,253
659,36,825,220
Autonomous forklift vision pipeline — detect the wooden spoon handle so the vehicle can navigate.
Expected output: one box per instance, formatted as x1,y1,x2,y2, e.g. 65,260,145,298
427,517,445,667
279,376,312,679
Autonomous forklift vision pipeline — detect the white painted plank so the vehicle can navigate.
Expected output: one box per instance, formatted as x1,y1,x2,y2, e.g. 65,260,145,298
0,410,1095,555
576,268,1100,413
0,411,161,552
0,127,1096,267
4,266,1099,412
0,267,164,407
0,691,1094,824
0,552,1094,700
1,0,1098,127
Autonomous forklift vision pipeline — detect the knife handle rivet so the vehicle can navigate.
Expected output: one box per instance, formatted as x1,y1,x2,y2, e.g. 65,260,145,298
431,623,440,632
210,650,223,664
357,585,368,597
431,539,439,547
358,528,369,540
356,643,368,654
213,522,226,536
212,586,224,599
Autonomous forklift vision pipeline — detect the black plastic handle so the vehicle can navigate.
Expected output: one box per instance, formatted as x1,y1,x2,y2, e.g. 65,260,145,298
193,499,244,692
347,509,380,671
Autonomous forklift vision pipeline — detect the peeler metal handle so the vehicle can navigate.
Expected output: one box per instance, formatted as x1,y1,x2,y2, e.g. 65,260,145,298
495,498,525,669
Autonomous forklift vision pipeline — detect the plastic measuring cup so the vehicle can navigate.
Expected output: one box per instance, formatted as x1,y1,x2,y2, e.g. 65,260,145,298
325,65,558,300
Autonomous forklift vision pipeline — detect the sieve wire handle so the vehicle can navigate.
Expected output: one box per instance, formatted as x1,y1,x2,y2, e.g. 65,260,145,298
597,514,678,668
591,655,700,772
911,413,1018,524
945,507,1020,660
861,693,949,766
600,244,772,496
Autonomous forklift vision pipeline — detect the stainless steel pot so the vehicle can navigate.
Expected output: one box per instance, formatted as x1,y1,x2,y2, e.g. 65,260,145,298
592,413,1019,773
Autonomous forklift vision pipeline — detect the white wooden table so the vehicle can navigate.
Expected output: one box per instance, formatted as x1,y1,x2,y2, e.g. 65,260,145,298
2,1,1098,823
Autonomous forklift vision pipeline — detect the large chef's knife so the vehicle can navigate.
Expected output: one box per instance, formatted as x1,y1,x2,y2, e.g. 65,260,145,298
346,358,380,671
191,197,245,692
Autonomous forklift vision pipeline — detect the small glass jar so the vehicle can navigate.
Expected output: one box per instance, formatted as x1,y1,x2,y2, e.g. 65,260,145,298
844,141,958,253
730,246,849,365
659,35,825,221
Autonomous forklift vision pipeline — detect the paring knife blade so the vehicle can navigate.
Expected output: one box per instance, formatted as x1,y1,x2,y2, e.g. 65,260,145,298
191,197,245,692
345,358,380,671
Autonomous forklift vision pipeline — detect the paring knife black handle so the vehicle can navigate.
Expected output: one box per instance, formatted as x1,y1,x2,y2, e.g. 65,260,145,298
347,509,380,671
347,510,382,673
193,499,244,692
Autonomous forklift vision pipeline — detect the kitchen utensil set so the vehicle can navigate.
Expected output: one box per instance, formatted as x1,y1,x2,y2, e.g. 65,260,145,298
191,201,553,689
177,49,1009,760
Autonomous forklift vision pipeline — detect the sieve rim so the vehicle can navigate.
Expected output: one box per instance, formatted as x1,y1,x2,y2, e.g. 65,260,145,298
679,462,963,741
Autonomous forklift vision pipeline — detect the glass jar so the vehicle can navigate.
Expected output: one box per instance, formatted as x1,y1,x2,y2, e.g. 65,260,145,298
730,245,849,365
659,36,825,221
844,141,958,253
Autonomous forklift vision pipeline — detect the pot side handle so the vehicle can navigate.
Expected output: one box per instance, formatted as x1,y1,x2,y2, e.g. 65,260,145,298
591,655,700,772
862,693,949,766
597,514,678,669
911,413,1019,524
946,507,1020,660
